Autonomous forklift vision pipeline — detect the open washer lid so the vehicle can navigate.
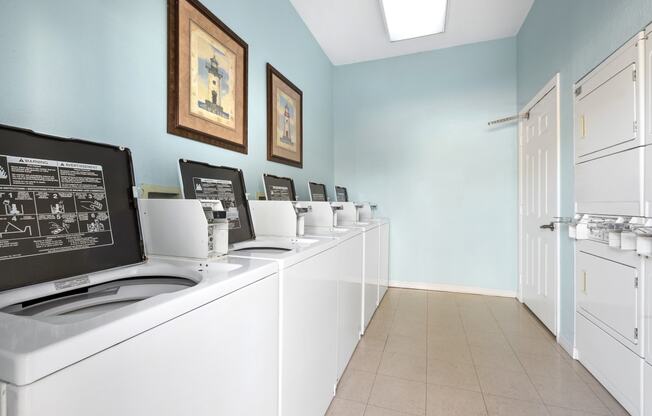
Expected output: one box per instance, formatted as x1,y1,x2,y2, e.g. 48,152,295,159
178,159,255,245
335,186,349,202
309,182,328,202
263,173,297,201
0,124,145,293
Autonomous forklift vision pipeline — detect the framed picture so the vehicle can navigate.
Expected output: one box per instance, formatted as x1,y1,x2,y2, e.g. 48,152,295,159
168,0,248,153
267,64,303,168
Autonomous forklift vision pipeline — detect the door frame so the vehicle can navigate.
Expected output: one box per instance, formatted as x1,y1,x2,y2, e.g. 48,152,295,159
517,73,561,339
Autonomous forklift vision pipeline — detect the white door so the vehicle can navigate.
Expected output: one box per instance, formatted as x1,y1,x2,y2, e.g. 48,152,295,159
520,80,559,335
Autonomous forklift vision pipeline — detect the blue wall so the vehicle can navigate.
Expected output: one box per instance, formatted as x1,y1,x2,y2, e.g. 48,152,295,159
517,0,652,347
334,38,518,293
0,0,334,200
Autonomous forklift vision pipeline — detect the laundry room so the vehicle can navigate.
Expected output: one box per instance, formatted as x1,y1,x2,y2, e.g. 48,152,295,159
1,0,652,415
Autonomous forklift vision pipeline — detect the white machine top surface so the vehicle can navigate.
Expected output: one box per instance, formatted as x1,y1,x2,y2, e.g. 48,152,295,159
0,256,277,386
337,220,382,231
303,226,363,242
228,235,338,268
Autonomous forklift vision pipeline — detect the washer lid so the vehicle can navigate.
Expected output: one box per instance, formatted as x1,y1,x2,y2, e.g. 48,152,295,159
309,182,328,202
0,124,145,293
263,173,296,201
335,186,349,202
178,159,255,244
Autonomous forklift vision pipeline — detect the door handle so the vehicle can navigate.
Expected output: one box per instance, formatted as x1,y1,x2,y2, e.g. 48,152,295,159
540,222,555,232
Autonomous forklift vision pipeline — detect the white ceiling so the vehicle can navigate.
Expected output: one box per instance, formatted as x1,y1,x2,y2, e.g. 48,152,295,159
290,0,534,65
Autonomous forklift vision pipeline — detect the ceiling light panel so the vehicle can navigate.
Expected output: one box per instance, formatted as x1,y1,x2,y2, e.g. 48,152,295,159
380,0,449,42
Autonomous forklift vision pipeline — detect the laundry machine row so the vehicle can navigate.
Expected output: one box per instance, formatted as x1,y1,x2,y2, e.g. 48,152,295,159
570,27,652,416
0,125,391,416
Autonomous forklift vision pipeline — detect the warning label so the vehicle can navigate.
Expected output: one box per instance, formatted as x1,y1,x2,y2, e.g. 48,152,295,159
0,154,114,261
269,185,291,201
193,177,241,230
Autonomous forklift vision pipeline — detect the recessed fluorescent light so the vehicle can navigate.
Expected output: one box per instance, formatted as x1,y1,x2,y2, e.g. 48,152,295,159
380,0,448,42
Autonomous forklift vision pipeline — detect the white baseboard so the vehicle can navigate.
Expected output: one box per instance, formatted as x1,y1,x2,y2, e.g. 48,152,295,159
389,280,517,298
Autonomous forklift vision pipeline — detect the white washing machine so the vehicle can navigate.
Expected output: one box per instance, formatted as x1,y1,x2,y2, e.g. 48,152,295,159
334,186,383,332
178,160,340,416
302,199,364,382
0,125,280,416
263,177,365,382
358,202,391,305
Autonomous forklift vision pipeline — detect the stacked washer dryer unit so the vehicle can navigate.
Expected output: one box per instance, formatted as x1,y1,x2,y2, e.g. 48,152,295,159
178,161,339,416
0,125,280,416
571,32,647,415
645,22,652,416
334,186,385,332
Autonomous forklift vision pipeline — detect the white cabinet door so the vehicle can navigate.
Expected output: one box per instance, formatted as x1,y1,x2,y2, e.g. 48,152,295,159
281,248,338,416
521,85,558,335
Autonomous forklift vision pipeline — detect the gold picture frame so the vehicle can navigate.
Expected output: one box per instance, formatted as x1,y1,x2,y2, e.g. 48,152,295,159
168,0,248,153
267,64,303,168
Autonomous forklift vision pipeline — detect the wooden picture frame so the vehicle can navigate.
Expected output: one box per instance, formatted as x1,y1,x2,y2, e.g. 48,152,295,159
168,0,248,154
267,64,303,168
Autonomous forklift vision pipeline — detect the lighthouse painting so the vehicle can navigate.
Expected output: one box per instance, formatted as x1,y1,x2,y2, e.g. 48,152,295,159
267,63,303,168
168,0,248,153
276,90,297,151
189,21,236,130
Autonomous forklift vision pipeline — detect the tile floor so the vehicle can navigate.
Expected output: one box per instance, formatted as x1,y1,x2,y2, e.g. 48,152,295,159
326,288,629,416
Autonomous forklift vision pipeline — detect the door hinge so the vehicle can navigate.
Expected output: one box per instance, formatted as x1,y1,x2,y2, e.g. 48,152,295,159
633,69,637,82
575,86,582,96
635,277,639,288
634,121,638,133
635,328,639,340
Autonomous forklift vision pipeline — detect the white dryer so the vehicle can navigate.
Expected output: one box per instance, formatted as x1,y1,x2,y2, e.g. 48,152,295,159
178,160,339,416
0,125,280,416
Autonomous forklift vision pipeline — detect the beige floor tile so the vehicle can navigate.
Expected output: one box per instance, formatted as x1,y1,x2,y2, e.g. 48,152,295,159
427,340,473,364
426,384,487,416
364,405,412,416
365,319,393,339
518,352,582,381
427,322,467,339
385,334,427,357
470,345,524,373
327,398,366,416
509,334,560,358
368,375,427,416
466,330,511,350
484,395,548,416
528,373,610,415
475,365,541,403
378,351,427,382
426,358,480,392
546,406,611,415
337,369,376,403
349,346,384,373
358,335,388,352
584,377,630,416
390,319,427,339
